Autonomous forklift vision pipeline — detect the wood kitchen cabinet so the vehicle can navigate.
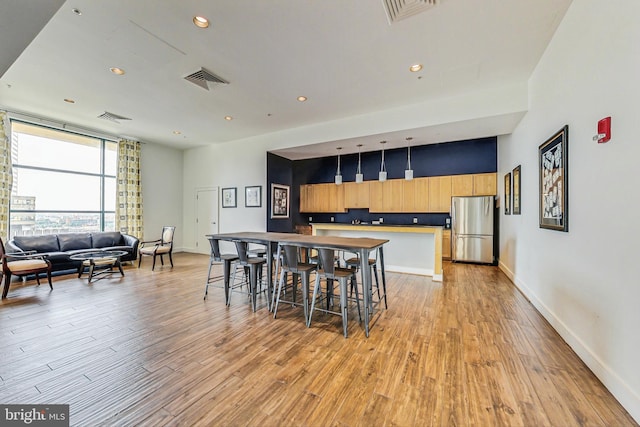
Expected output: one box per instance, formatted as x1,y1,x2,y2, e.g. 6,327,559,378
428,176,452,213
473,173,497,195
402,177,430,212
452,173,497,196
299,183,345,212
442,229,451,259
299,184,311,212
343,181,370,209
369,179,404,212
451,174,474,196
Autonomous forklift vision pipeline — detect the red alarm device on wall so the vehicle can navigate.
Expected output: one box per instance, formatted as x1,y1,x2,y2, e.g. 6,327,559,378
595,116,611,143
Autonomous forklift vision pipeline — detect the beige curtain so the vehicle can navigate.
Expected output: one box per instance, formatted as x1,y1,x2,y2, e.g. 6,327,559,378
0,111,13,240
116,139,144,237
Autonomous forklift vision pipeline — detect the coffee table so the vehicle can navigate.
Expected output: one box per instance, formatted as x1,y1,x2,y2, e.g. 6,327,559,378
70,250,128,283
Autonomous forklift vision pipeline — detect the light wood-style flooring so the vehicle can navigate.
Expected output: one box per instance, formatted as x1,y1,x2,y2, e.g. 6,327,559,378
0,253,636,426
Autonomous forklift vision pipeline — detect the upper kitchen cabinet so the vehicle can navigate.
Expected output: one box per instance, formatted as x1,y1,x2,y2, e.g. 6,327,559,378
473,173,497,195
369,180,404,213
451,173,497,197
428,176,452,213
299,183,345,213
451,175,474,196
344,181,370,209
402,177,430,212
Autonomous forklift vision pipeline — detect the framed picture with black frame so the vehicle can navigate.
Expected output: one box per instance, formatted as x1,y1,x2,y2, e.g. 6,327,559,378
221,187,237,208
270,183,290,219
539,125,568,232
504,172,511,215
512,165,521,215
245,185,262,208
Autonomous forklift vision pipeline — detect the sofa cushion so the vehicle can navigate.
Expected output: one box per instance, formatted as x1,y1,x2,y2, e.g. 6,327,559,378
92,232,123,248
13,235,60,253
58,233,92,251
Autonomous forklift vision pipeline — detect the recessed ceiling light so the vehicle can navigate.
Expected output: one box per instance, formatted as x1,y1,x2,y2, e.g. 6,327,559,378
193,16,209,28
72,8,82,16
409,64,423,72
110,67,125,75
297,96,307,102
173,130,182,135
224,116,233,121
63,98,75,104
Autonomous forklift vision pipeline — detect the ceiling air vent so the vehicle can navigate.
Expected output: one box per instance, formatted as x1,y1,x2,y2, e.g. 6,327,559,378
383,0,439,24
97,111,132,123
184,67,229,90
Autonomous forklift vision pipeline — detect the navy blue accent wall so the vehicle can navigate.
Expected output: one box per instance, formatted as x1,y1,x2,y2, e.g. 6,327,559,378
266,153,294,232
267,137,497,231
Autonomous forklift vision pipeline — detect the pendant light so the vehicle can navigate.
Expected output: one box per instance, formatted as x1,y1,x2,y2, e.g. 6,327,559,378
378,141,387,182
355,144,364,183
335,147,343,185
405,137,414,181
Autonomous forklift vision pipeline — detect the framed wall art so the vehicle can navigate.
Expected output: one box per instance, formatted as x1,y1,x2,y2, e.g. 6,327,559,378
221,187,237,208
512,165,521,215
539,125,568,232
504,172,511,215
245,185,262,208
271,183,290,219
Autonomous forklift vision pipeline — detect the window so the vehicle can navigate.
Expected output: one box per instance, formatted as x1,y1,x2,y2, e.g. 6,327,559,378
9,121,118,238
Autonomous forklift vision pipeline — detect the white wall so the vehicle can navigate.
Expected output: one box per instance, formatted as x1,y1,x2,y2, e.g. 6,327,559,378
181,139,270,253
140,142,184,249
498,0,640,421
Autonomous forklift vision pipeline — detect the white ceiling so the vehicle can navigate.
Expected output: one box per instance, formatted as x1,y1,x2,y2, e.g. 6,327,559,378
0,0,572,158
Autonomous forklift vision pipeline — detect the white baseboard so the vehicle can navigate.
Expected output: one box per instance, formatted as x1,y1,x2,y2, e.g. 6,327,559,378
498,263,640,423
385,264,435,278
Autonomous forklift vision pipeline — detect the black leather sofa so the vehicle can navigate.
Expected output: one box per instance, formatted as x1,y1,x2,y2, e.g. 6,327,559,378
6,232,139,273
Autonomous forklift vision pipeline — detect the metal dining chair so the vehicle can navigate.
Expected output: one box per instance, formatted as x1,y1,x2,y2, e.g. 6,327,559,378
273,244,317,324
204,237,239,301
229,240,267,312
308,247,361,337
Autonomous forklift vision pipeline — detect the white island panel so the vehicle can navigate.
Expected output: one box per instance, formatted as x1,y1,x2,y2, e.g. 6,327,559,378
312,223,443,281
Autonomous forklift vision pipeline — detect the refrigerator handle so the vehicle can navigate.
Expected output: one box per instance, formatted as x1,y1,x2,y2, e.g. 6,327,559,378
450,201,455,225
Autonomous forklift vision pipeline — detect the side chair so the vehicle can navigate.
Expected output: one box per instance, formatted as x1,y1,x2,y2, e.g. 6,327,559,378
138,226,175,271
1,237,53,299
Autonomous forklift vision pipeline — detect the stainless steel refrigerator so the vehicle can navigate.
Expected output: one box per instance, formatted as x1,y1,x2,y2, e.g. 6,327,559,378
451,195,494,264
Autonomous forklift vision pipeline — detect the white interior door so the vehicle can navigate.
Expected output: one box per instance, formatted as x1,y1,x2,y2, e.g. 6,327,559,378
195,188,219,254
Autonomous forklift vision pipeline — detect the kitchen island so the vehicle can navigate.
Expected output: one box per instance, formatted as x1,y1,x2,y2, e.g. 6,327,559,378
312,223,443,281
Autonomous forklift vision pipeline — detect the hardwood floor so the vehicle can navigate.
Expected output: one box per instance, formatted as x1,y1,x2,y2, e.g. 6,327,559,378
0,253,636,426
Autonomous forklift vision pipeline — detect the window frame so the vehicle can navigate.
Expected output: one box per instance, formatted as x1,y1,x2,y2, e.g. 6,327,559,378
8,120,118,237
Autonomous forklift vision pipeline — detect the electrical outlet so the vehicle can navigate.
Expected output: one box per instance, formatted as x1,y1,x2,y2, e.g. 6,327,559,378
413,217,418,224
379,217,384,223
330,217,334,222
308,217,312,222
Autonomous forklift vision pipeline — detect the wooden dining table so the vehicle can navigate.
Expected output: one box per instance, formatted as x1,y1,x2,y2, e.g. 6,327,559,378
207,231,388,337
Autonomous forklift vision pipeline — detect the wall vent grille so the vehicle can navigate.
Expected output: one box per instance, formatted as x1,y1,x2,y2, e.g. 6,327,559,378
184,67,229,90
383,0,439,24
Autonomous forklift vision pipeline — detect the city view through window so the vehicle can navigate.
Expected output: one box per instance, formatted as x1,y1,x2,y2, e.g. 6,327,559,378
9,121,117,238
